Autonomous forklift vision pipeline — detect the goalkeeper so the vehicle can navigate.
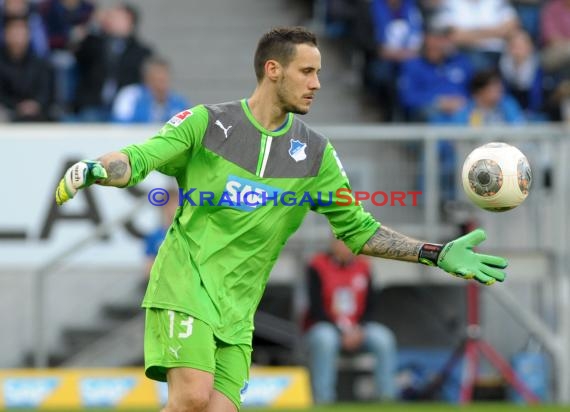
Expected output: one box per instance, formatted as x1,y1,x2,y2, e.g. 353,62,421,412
55,26,507,412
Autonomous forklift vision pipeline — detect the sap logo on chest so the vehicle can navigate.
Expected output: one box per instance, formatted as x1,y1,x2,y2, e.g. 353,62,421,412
289,139,307,162
224,175,283,212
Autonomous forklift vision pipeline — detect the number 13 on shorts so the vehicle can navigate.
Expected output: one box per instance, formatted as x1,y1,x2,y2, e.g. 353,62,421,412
144,308,218,383
168,310,194,338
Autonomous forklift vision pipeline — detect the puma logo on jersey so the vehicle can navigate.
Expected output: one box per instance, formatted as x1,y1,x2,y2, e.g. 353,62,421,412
215,120,232,138
169,345,182,360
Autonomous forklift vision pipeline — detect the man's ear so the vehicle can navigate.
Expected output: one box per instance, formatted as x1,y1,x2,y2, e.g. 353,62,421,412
264,59,282,81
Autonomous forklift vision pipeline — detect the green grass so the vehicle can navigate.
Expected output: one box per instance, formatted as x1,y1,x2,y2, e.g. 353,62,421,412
2,403,569,412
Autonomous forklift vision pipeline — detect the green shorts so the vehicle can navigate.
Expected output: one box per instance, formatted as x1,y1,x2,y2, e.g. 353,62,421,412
144,308,252,409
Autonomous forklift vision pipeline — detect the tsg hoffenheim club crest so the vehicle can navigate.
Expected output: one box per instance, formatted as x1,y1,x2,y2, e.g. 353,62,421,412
289,139,307,162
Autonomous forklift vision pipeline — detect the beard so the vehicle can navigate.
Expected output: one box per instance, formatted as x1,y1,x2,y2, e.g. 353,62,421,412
276,77,309,115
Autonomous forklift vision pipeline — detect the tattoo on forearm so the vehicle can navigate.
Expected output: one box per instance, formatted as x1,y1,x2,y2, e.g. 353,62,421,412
364,226,423,261
95,153,131,187
107,160,128,181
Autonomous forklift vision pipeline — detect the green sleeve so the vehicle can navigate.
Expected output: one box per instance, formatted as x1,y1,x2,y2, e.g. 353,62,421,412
311,142,380,254
120,105,209,186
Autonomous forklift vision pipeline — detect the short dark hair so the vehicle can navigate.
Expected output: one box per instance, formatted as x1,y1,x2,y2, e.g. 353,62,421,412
254,26,318,81
469,69,501,94
143,55,170,73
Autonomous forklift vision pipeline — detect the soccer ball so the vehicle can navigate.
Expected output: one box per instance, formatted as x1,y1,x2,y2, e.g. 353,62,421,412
461,142,532,212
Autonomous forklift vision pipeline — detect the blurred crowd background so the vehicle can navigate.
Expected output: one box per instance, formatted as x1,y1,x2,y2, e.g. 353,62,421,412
0,0,189,123
2,0,570,125
2,2,568,404
305,0,570,125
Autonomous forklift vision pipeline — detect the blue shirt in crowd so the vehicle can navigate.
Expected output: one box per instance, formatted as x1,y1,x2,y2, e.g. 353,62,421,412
449,95,526,125
399,53,473,113
371,0,423,50
111,84,190,124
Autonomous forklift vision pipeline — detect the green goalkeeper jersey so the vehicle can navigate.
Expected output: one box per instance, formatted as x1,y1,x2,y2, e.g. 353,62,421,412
121,99,380,345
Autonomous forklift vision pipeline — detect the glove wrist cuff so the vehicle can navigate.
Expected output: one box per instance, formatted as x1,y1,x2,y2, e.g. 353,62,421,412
418,243,443,266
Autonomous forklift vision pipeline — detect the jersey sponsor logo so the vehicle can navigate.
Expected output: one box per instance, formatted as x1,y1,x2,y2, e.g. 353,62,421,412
79,377,137,407
224,175,283,212
215,119,232,138
289,139,307,162
167,109,193,127
3,377,60,408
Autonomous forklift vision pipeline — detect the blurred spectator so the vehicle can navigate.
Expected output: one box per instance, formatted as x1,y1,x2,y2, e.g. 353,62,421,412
399,26,472,122
540,0,570,76
0,0,49,57
0,17,51,122
544,77,570,121
40,0,95,50
319,1,378,57
39,0,96,116
73,3,152,121
369,0,423,120
305,238,397,404
499,29,545,120
399,25,472,204
315,0,356,38
111,57,190,124
435,0,519,71
539,0,570,120
418,0,444,21
315,1,378,100
511,0,543,43
450,69,525,124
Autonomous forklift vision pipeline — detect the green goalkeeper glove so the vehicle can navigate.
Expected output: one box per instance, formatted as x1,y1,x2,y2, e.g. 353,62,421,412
419,229,507,285
55,160,108,206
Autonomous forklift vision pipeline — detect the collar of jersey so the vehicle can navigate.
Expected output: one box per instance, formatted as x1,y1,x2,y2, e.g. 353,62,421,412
241,98,293,137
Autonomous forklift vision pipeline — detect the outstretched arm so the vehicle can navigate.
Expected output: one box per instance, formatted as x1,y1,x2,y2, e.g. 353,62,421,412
55,105,209,206
360,226,508,286
360,225,423,262
55,152,132,205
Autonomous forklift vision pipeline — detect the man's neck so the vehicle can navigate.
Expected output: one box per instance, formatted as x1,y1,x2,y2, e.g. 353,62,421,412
474,97,494,111
153,90,168,104
247,87,289,131
328,251,354,267
8,49,26,62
